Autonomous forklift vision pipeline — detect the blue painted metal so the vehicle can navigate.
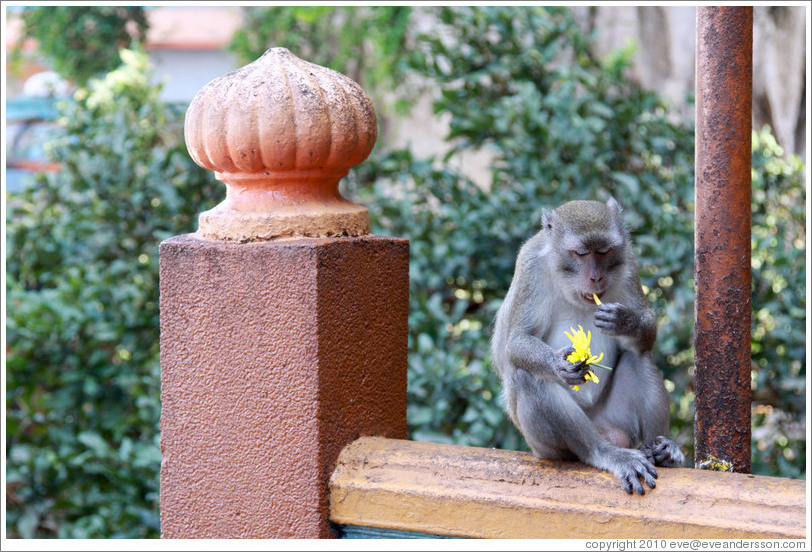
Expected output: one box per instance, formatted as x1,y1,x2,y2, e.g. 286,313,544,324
6,96,64,122
336,524,461,539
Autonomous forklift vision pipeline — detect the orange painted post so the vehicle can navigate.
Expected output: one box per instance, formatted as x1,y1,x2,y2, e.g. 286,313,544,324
694,7,753,474
159,49,409,538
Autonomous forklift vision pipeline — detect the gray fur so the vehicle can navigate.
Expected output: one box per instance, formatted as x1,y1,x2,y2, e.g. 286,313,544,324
491,198,684,494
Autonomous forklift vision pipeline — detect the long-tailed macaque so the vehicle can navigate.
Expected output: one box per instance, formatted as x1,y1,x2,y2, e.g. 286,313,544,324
491,198,684,494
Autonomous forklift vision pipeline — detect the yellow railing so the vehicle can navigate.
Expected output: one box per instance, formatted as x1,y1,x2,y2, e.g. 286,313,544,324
330,437,806,539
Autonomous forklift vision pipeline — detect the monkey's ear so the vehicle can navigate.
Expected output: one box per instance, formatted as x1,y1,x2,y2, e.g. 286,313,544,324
607,196,628,237
541,208,555,236
607,197,622,213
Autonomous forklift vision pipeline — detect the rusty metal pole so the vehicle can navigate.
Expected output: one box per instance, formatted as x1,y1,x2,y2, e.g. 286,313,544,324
694,6,753,473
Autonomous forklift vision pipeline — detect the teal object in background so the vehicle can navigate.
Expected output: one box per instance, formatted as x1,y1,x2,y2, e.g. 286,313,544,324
337,524,459,539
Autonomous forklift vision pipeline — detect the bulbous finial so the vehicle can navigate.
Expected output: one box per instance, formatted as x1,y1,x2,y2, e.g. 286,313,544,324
184,47,377,241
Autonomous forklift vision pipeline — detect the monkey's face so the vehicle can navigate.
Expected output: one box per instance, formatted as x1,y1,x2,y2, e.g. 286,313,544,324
545,199,630,308
555,239,626,307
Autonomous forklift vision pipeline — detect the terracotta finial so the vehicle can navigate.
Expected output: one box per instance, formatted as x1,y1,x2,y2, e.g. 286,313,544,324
184,48,377,241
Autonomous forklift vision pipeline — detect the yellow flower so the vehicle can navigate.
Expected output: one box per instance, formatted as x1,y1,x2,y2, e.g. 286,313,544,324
564,325,605,366
571,371,599,392
565,325,610,391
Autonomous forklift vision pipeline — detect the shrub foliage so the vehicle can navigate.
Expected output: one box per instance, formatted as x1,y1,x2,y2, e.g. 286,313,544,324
229,5,413,94
352,6,699,451
351,6,805,474
5,5,806,540
12,7,148,87
6,50,217,538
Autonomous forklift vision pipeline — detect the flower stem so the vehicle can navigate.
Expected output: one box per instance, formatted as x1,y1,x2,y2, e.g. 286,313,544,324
590,362,613,371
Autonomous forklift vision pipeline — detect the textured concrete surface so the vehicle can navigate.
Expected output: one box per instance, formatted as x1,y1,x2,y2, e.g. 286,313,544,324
330,437,807,539
159,234,408,538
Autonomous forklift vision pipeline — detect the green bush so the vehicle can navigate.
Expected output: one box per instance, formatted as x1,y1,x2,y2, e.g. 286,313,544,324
350,5,698,453
12,7,148,87
749,128,806,478
349,6,805,476
5,49,218,538
5,5,805,540
229,5,413,98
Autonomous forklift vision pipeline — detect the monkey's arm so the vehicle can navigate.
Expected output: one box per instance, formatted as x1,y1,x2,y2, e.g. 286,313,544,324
496,252,592,386
507,332,591,386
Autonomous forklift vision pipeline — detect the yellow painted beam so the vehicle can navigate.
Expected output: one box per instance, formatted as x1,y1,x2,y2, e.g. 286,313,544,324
329,437,806,539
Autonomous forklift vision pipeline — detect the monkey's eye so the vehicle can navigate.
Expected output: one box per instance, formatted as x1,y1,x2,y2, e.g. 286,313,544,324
571,250,589,257
597,248,613,256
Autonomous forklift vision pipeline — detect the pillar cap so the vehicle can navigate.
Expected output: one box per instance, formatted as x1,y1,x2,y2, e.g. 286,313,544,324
185,47,377,241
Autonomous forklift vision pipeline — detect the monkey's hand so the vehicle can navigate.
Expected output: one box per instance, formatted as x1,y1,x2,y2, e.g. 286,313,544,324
553,346,593,386
601,447,658,495
594,302,639,337
594,302,656,353
640,436,685,467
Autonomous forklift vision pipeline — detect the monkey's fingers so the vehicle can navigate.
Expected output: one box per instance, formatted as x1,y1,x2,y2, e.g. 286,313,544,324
573,362,592,378
561,362,592,385
610,448,657,494
593,309,619,333
594,303,633,335
650,436,685,467
621,471,646,495
643,462,658,485
647,437,670,463
639,443,656,464
630,464,657,495
561,369,588,386
621,477,636,495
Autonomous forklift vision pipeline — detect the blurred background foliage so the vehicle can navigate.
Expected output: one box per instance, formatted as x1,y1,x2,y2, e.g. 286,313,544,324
5,45,219,537
230,5,413,96
5,5,806,539
10,6,148,88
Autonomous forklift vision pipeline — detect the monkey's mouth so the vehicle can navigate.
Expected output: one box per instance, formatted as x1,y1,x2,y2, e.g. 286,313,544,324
583,292,604,304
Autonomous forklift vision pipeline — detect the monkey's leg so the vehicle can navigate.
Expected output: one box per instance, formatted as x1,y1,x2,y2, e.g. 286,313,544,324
595,351,685,468
513,369,657,494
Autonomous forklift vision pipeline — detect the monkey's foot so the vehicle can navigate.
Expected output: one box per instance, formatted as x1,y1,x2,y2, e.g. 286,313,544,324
640,436,685,467
602,447,658,495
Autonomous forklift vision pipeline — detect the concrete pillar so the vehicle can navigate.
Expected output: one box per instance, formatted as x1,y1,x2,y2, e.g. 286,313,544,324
159,48,408,538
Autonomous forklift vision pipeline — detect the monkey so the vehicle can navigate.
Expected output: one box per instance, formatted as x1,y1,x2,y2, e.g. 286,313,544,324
491,198,684,494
